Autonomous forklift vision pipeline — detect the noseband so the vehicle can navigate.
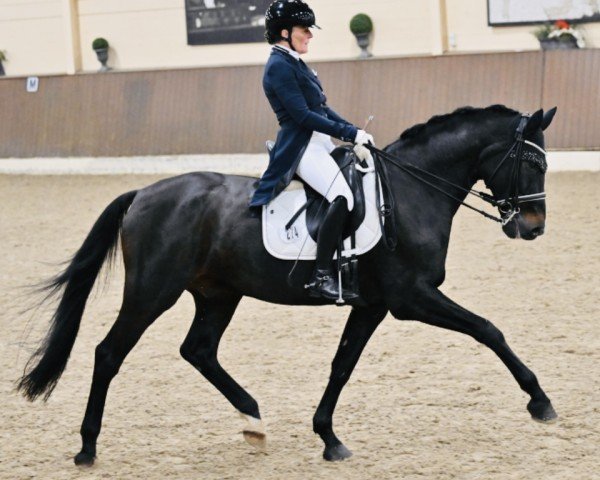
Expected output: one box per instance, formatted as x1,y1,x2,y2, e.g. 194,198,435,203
485,114,547,224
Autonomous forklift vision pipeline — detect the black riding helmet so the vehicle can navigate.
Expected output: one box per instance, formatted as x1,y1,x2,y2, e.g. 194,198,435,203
265,0,320,48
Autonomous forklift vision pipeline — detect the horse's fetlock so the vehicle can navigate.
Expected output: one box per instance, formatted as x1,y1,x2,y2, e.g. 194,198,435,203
521,371,540,392
313,413,331,435
238,399,260,419
80,425,100,443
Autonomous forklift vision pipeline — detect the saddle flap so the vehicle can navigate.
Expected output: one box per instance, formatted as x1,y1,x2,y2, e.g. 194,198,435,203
304,146,367,242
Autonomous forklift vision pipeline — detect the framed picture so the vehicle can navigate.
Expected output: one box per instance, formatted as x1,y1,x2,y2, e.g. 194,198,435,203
487,0,600,26
186,0,272,45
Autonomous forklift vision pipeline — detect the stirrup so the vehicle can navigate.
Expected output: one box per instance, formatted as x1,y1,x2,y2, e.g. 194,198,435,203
305,270,366,306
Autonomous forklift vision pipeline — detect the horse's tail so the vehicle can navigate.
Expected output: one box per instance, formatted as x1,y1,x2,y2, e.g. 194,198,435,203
17,190,138,401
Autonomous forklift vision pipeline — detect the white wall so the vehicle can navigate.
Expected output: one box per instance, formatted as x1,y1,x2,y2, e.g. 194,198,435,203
0,0,66,76
76,0,435,71
1,0,599,76
78,0,268,71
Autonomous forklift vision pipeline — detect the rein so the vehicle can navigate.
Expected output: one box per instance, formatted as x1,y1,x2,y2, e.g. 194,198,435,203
366,114,547,229
368,145,504,224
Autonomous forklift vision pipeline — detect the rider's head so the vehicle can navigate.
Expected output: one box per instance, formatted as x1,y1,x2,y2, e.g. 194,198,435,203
265,0,320,53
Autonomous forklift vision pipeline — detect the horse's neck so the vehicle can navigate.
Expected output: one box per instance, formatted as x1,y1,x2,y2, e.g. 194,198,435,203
386,114,514,224
389,115,512,191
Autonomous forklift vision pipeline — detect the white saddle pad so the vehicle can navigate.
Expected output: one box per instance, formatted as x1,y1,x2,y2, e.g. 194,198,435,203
262,169,382,260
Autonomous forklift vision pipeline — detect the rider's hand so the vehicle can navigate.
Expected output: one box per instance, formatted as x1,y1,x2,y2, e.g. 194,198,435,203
354,129,374,146
353,144,373,164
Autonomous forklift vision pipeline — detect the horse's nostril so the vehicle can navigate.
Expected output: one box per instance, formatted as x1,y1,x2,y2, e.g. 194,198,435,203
531,226,545,237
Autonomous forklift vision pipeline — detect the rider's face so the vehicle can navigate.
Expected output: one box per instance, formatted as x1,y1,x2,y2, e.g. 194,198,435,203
283,26,313,54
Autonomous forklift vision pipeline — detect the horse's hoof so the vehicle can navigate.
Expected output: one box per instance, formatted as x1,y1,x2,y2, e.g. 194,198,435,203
243,430,267,453
323,443,353,461
74,451,95,466
527,398,558,423
239,412,267,453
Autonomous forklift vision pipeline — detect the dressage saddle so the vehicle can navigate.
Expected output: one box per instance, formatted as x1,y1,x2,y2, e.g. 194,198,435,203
263,142,368,242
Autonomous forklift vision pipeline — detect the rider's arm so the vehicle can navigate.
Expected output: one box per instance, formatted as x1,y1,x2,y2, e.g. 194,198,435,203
267,67,357,143
323,106,353,127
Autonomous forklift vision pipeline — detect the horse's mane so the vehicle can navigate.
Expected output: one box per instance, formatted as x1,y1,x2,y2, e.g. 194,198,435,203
398,104,519,143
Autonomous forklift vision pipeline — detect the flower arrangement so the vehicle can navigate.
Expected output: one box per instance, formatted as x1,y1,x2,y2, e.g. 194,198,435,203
534,20,585,48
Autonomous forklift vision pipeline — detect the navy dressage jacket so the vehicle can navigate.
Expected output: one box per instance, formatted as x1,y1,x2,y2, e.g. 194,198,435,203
249,47,358,207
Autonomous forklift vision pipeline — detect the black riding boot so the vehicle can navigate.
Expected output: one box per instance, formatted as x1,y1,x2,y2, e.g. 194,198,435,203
307,197,349,300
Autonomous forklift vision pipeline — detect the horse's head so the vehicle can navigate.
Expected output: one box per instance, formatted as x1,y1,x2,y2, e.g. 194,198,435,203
479,107,557,240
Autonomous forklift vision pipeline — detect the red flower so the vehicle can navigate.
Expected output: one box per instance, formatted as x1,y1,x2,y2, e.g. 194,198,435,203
555,20,570,30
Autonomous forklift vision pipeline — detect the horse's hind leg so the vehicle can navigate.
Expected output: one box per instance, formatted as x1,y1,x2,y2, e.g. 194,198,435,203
313,305,387,461
75,290,182,466
180,292,265,451
398,287,556,422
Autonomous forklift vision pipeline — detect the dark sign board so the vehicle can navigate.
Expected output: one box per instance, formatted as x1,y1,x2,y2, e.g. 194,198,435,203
186,0,272,45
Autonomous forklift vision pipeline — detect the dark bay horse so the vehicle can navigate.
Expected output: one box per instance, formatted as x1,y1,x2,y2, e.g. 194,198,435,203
18,105,558,464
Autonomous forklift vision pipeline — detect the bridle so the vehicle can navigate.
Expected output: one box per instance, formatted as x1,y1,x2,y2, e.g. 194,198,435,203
365,114,548,249
483,114,547,224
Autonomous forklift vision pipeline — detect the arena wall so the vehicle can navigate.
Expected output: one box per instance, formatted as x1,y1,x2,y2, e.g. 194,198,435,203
1,49,598,157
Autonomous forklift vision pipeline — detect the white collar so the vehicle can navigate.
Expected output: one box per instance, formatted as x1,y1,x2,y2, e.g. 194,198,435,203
273,44,300,61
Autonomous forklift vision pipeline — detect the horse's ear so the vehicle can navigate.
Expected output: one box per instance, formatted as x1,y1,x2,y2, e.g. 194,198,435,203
541,106,558,131
524,109,544,135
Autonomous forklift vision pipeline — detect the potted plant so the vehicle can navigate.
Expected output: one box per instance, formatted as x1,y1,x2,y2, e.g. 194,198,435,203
0,50,6,76
534,20,585,50
92,37,111,72
350,13,373,59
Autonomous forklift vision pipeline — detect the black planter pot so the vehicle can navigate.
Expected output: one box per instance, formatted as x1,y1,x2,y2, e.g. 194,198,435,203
353,32,372,59
0,61,5,76
94,47,111,72
539,37,579,50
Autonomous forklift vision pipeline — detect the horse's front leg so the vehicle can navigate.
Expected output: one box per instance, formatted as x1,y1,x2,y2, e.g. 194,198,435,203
313,305,387,461
394,286,557,422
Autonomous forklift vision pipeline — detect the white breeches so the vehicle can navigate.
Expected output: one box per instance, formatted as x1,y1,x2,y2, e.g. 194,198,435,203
295,131,354,211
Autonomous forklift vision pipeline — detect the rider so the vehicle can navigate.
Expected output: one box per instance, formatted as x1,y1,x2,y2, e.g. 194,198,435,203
249,0,375,300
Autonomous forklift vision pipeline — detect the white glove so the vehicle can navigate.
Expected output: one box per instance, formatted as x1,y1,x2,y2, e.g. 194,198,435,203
354,129,374,146
353,144,372,162
354,145,375,173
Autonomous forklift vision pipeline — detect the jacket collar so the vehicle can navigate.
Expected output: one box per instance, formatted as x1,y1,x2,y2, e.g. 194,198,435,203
272,44,300,61
270,47,323,91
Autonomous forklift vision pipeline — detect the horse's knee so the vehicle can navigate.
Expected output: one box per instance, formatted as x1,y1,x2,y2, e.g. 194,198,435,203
181,345,209,369
180,342,223,377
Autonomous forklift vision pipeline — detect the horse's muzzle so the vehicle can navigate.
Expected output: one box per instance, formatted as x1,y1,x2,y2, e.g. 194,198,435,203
502,211,546,240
